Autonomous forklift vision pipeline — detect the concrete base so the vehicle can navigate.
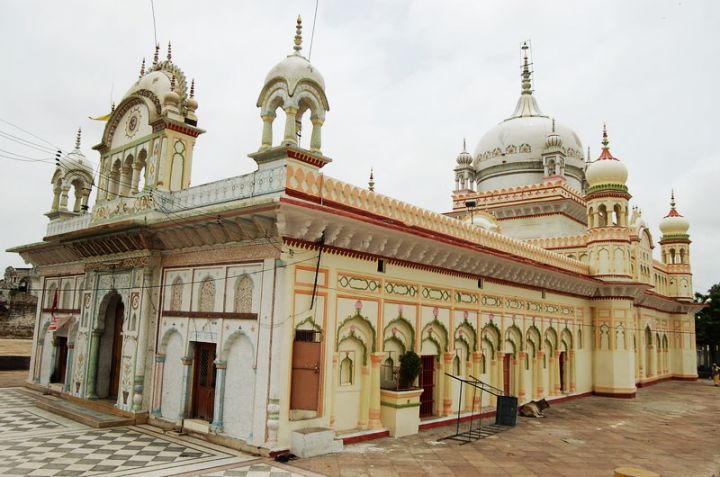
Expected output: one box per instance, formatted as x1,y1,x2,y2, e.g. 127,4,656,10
183,418,210,434
380,388,423,437
291,427,343,458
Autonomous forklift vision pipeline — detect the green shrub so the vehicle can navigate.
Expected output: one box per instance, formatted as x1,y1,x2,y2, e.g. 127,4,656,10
398,350,422,389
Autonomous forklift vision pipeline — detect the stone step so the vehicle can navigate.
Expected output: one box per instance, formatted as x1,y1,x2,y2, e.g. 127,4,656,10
29,392,134,428
291,427,343,458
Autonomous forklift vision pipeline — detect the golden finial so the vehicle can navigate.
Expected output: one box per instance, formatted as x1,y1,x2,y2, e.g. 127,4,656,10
167,41,172,62
139,58,145,78
190,79,195,98
368,168,375,192
294,15,303,53
153,44,160,65
75,127,82,149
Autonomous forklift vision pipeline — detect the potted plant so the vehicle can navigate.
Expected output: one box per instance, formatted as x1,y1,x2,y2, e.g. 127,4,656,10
380,350,424,437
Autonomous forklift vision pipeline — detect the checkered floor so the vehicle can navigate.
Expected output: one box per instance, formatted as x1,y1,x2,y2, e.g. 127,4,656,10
0,388,255,476
202,463,306,477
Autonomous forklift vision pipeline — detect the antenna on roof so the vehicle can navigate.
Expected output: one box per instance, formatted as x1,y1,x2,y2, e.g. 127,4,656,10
308,0,320,60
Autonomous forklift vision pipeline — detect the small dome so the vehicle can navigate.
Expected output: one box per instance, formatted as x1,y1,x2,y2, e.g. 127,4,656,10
585,125,628,188
659,193,689,236
456,139,473,166
545,119,563,151
122,47,189,108
262,16,325,97
60,128,93,176
462,211,500,233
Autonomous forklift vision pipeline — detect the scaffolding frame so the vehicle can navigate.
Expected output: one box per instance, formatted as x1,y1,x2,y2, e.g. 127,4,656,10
439,373,505,444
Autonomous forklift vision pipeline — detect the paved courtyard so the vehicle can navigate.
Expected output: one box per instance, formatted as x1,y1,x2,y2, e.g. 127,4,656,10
294,380,720,477
0,378,718,476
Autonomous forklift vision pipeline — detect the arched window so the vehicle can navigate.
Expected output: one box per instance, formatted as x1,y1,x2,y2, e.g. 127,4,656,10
62,282,72,309
679,248,686,264
613,204,622,226
598,204,608,226
46,283,57,308
669,248,676,264
170,277,183,311
133,149,148,193
197,276,215,312
340,354,353,386
233,274,253,313
382,357,395,387
453,354,461,376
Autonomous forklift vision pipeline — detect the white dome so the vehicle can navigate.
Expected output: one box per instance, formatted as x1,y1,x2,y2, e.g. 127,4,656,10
122,59,189,107
61,149,93,176
659,195,689,236
264,53,325,96
474,116,583,162
585,156,628,187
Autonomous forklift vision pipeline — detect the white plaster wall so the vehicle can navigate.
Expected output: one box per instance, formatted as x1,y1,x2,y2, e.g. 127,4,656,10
498,215,586,240
39,332,54,384
223,335,256,440
161,332,185,421
334,339,362,431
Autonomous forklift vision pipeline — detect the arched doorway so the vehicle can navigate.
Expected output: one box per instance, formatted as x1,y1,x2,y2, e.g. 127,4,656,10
559,351,566,392
96,294,124,400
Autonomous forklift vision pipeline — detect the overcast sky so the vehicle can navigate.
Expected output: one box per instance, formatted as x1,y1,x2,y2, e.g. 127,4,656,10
1,0,718,294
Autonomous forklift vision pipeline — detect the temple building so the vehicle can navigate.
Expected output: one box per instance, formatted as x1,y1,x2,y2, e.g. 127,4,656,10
10,20,701,453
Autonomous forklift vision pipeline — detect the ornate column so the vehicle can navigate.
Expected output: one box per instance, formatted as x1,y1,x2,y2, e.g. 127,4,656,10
369,352,383,429
517,352,526,402
59,185,70,211
282,106,298,146
310,116,324,152
260,112,275,150
132,267,153,412
358,363,370,429
329,352,338,428
32,334,45,383
496,352,505,396
51,185,61,211
472,352,482,410
150,354,165,417
535,351,544,398
85,330,102,399
211,360,227,432
176,356,193,428
443,352,453,416
464,356,474,411
648,345,655,377
64,344,75,393
569,350,576,392
130,164,142,194
489,357,498,405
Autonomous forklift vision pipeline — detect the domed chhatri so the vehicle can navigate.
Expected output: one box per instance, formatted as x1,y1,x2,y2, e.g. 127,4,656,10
456,138,473,166
256,15,330,153
659,191,690,237
471,43,585,192
585,124,628,190
47,128,94,219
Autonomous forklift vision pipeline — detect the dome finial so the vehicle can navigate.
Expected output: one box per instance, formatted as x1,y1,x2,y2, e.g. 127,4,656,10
75,127,82,150
521,41,532,95
462,137,467,152
551,117,556,133
170,74,176,90
602,122,609,148
153,44,160,66
294,15,303,53
167,41,172,62
368,168,375,192
670,189,676,208
139,58,145,78
190,79,195,98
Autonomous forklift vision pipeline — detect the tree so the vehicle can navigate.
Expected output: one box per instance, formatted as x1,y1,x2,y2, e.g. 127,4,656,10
695,283,720,365
398,351,422,389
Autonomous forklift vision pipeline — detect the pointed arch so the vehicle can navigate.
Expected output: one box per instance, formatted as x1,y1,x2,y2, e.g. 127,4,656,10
170,277,183,311
526,325,542,356
504,325,523,356
383,315,415,354
421,319,449,353
233,274,253,313
197,276,216,313
337,311,376,365
544,327,558,352
220,328,256,362
560,328,573,351
455,319,477,353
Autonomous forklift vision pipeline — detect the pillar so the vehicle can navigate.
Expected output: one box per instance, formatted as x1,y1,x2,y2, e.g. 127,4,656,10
260,112,275,150
518,352,527,402
86,330,102,399
496,352,504,396
489,357,498,405
569,350,576,392
132,268,153,412
150,354,165,417
102,167,112,201
535,351,544,398
59,185,70,210
358,363,370,429
369,352,383,428
64,344,75,393
329,352,338,428
211,361,227,432
51,185,61,211
464,356,475,411
443,352,453,416
310,116,323,152
648,345,655,377
130,164,142,194
177,356,193,429
282,107,298,146
32,334,45,383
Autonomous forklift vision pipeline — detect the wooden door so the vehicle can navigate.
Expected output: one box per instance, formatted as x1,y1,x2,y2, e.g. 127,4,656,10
192,342,216,421
503,354,511,396
559,351,566,392
290,331,322,411
53,337,68,384
420,355,435,417
108,302,124,398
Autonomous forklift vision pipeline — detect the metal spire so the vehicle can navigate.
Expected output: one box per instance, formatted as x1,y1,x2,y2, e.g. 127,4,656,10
462,137,467,152
521,42,532,95
153,44,160,65
75,127,81,150
190,79,195,98
602,122,609,147
368,168,375,192
551,118,556,133
139,58,145,78
670,189,676,208
294,15,303,53
167,41,172,62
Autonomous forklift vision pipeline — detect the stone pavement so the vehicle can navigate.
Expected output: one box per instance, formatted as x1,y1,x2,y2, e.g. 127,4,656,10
292,380,720,477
